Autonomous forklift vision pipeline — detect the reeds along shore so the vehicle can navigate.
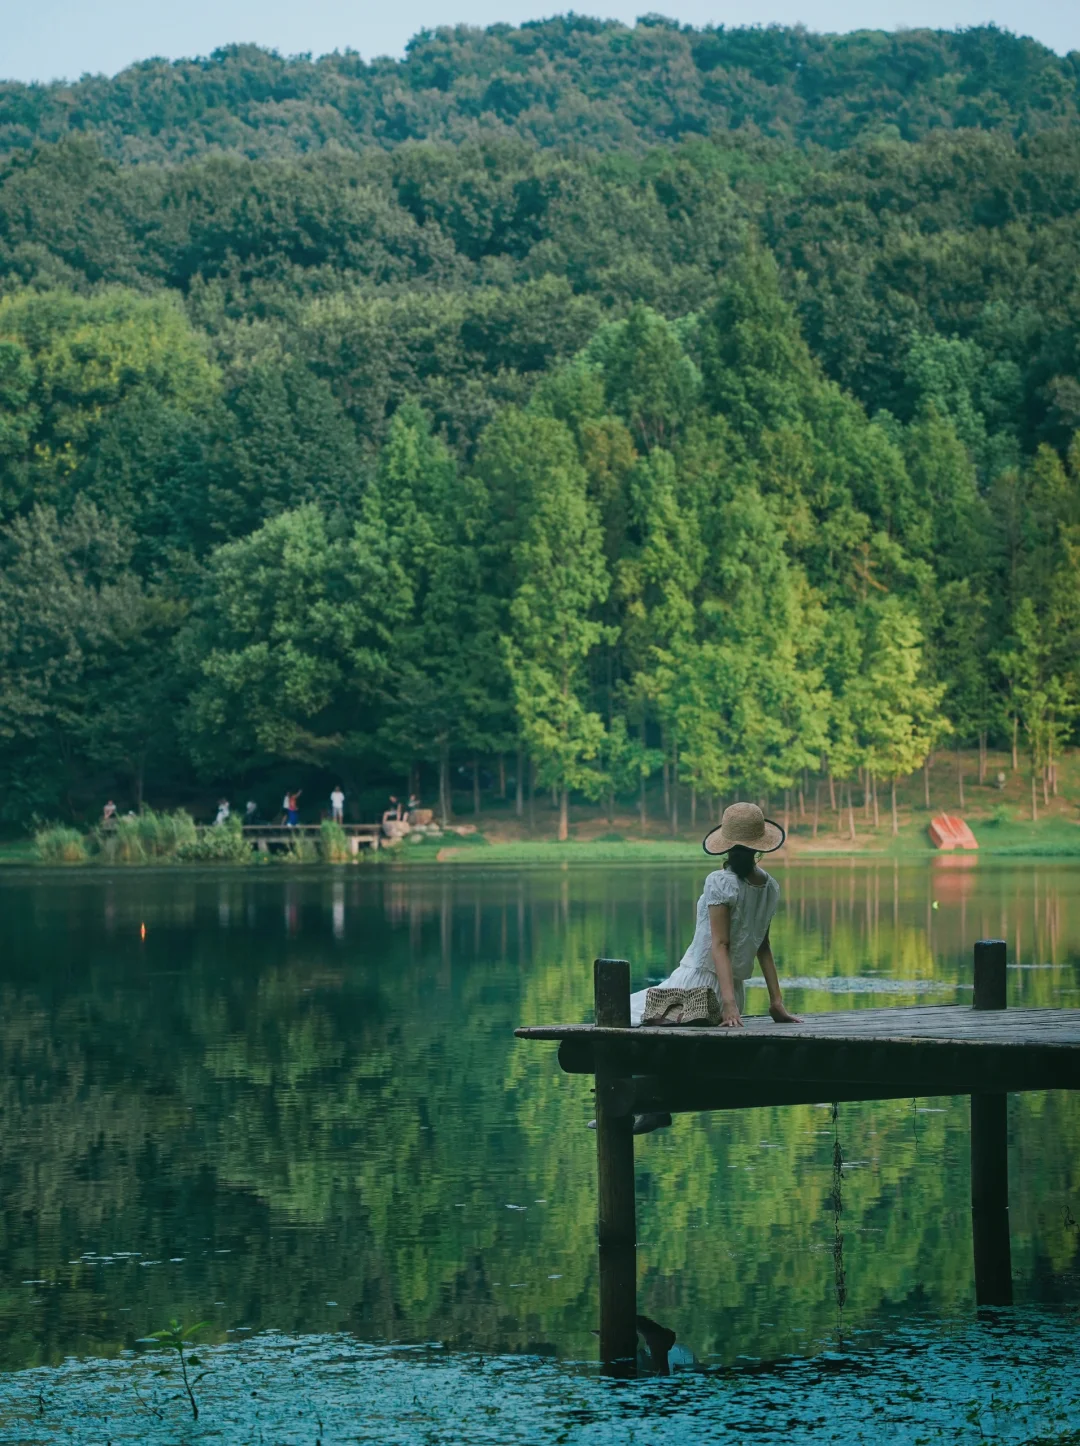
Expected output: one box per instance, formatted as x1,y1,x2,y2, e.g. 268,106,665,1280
30,811,353,865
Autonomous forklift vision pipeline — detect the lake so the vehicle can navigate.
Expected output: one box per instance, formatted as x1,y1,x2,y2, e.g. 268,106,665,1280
1,859,1078,1444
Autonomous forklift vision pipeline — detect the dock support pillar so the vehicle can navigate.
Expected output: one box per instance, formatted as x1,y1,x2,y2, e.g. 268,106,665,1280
594,957,637,1375
971,939,1012,1307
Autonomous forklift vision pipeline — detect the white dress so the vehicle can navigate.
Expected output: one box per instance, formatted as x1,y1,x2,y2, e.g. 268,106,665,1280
630,868,781,1024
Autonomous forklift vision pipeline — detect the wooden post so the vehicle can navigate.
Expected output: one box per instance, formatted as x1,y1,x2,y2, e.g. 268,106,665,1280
970,939,1012,1306
973,939,1006,1011
594,958,637,1375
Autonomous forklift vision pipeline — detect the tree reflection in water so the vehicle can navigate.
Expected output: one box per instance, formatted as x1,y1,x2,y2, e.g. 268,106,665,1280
0,861,1076,1382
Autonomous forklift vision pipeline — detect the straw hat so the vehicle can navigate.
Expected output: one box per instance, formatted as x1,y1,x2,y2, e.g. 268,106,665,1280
702,802,785,856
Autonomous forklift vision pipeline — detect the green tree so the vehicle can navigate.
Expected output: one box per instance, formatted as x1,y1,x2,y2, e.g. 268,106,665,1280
182,504,408,777
502,418,612,841
847,598,949,833
370,405,502,822
0,288,218,519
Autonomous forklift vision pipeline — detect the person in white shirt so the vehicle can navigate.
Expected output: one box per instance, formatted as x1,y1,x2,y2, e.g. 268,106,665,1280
630,802,801,1029
330,787,345,824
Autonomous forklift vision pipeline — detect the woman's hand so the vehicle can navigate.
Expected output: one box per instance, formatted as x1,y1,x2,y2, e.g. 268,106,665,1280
768,1000,802,1024
720,1000,744,1028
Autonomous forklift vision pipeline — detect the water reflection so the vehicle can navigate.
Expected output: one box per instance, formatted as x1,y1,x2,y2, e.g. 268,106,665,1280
0,860,1076,1388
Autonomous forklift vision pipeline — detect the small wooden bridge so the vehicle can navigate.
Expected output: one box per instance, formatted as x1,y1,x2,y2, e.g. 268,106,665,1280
515,943,1080,1374
240,823,382,853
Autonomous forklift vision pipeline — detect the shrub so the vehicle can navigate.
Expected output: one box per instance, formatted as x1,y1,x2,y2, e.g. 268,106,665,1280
987,804,1011,827
175,818,251,862
33,823,89,863
319,820,350,862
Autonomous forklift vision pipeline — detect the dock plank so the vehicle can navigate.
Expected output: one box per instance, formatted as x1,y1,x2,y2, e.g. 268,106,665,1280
516,1005,1080,1046
516,1006,1080,1096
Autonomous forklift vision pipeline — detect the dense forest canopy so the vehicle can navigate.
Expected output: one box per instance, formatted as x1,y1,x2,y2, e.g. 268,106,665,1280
2,20,1079,160
1,18,1079,827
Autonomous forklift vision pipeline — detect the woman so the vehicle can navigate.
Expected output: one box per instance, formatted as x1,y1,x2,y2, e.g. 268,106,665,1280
631,802,801,1030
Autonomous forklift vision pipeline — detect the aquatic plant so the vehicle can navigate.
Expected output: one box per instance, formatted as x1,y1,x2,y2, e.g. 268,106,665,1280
146,1319,210,1420
281,834,319,864
132,807,198,858
32,823,88,863
319,820,350,863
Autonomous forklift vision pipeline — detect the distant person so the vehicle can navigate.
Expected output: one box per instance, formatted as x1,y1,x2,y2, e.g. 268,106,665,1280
330,786,345,824
244,800,259,825
382,796,402,826
286,791,301,826
102,800,117,830
407,792,420,814
214,799,230,826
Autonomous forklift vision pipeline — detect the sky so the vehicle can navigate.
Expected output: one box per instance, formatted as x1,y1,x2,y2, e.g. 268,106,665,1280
3,0,1078,85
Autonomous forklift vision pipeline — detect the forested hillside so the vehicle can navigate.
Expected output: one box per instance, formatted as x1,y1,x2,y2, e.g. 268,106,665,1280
2,21,1079,159
1,19,1079,828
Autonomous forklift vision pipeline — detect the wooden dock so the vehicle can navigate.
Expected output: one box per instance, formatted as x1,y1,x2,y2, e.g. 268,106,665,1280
239,824,382,854
515,942,1080,1374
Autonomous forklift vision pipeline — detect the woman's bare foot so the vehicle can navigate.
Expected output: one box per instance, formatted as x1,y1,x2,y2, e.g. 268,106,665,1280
769,1000,802,1024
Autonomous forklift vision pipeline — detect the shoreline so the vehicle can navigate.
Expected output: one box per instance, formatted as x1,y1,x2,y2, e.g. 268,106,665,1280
5,814,1080,868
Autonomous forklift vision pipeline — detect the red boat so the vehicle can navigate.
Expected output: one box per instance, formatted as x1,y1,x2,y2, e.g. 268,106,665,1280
928,813,978,850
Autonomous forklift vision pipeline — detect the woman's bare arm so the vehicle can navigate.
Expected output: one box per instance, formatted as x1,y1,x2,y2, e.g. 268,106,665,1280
708,904,742,1028
756,929,801,1024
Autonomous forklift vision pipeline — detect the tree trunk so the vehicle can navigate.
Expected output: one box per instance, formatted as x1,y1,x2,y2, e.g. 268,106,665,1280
829,771,837,814
439,746,451,826
473,759,481,816
891,776,899,836
862,767,871,820
515,748,524,819
924,758,930,810
1012,716,1019,771
978,731,987,785
1031,772,1038,822
670,742,679,837
528,758,536,834
957,750,965,811
872,773,880,830
662,758,670,819
558,788,569,842
847,782,857,841
798,785,805,819
497,753,506,799
607,787,615,826
690,782,697,830
639,771,647,837
813,781,820,839
1043,766,1049,808
783,789,790,840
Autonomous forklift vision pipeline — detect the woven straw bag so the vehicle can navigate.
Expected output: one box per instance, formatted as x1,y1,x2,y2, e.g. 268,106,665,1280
641,985,722,1027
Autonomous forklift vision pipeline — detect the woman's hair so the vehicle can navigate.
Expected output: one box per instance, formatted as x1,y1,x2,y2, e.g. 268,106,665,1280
724,844,758,879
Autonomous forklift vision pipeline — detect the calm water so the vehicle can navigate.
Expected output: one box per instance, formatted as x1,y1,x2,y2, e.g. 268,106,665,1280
1,859,1078,1443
